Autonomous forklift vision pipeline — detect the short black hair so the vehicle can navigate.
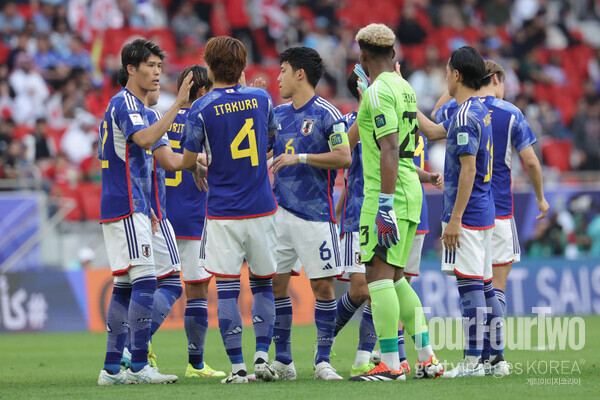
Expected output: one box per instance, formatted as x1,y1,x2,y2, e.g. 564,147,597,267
279,47,323,88
448,46,485,90
177,64,212,102
346,71,360,102
119,38,165,82
357,41,394,59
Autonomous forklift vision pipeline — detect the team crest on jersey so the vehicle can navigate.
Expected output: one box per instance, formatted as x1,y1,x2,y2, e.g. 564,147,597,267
301,119,315,136
375,114,386,128
354,252,361,265
142,244,151,258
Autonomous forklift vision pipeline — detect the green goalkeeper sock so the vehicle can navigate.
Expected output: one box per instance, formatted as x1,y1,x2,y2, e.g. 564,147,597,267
395,277,434,362
368,279,400,370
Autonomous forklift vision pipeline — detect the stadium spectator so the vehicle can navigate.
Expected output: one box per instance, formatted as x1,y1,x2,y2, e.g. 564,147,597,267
171,1,209,46
62,34,92,72
0,117,14,160
60,108,97,165
407,45,445,116
32,0,57,34
572,99,600,170
525,213,567,258
50,17,72,59
396,2,428,46
80,141,101,183
9,53,50,126
23,118,56,163
0,1,25,45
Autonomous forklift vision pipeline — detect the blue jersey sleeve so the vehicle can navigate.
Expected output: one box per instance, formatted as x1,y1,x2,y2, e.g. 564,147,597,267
182,108,205,153
511,110,538,152
114,97,147,141
451,117,480,157
442,119,452,132
151,134,170,152
435,99,458,123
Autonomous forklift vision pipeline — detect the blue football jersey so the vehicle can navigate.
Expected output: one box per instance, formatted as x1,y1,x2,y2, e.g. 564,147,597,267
273,95,347,222
481,96,538,217
147,107,169,221
414,133,429,233
99,88,153,222
183,85,277,219
436,97,537,218
443,97,495,228
339,111,363,233
165,108,206,239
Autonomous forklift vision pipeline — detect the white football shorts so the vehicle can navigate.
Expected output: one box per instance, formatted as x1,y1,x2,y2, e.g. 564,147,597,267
275,207,342,280
441,222,493,282
204,214,277,278
102,212,155,277
153,218,181,279
405,233,425,277
492,217,521,266
337,231,365,281
177,238,212,283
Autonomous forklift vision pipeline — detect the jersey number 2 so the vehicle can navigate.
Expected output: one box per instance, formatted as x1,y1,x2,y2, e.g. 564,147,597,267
231,118,258,166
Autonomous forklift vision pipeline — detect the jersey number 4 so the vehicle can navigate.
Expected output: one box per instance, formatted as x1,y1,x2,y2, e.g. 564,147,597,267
231,118,258,166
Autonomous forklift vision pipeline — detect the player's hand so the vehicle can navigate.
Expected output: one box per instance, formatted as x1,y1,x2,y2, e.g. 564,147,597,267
193,162,209,191
238,71,246,86
150,209,159,235
442,218,461,252
271,153,299,173
394,62,403,78
536,197,550,220
250,76,267,89
374,194,400,248
176,71,193,107
354,64,369,93
430,172,444,190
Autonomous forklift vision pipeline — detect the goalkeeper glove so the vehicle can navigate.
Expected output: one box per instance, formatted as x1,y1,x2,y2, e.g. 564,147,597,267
375,193,399,248
353,63,370,93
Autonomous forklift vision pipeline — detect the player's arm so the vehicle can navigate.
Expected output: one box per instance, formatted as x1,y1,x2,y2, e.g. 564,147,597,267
129,73,193,149
443,154,476,252
416,166,443,190
431,91,453,120
153,145,183,172
417,109,447,141
348,121,359,150
519,145,549,220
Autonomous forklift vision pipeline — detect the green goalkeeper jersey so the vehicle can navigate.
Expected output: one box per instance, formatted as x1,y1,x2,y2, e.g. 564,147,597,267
357,71,422,223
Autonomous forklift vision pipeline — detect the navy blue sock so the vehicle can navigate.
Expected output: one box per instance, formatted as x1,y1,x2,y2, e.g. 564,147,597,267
357,305,377,352
457,278,486,358
273,297,293,364
151,275,182,336
216,280,243,365
103,282,131,374
249,277,275,356
334,292,360,336
130,276,156,372
185,298,208,369
315,299,336,364
484,281,504,356
398,329,406,362
495,288,506,315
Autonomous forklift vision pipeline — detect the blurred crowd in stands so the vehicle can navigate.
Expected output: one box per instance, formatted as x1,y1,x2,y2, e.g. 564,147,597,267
0,0,600,257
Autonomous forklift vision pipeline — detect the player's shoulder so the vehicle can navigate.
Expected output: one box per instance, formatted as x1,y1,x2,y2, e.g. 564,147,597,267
487,96,524,118
145,107,162,123
343,111,357,125
274,100,294,115
314,96,343,121
111,88,142,111
238,85,270,100
189,90,222,114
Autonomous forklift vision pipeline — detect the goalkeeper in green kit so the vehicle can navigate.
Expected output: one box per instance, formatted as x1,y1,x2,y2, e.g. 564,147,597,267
348,23,443,381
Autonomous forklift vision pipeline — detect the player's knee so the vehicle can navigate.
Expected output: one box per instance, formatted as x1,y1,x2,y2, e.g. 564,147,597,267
311,277,335,300
349,286,369,305
185,280,209,299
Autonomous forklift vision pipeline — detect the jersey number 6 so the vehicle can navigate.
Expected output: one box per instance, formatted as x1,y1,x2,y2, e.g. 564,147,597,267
231,118,259,166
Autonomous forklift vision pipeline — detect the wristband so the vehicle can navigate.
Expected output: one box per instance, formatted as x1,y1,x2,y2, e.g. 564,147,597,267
298,153,308,164
378,193,394,208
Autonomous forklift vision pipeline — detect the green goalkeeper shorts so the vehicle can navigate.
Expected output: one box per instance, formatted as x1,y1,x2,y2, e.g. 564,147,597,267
359,212,417,268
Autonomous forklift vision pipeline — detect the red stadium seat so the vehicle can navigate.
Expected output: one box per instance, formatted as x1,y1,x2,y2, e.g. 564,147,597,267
51,183,83,221
78,182,102,220
541,138,572,172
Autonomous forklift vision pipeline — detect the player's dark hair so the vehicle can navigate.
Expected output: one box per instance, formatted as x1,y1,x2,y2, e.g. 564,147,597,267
204,36,247,84
177,65,212,102
119,38,165,83
279,47,323,89
448,46,485,90
346,71,360,102
357,41,394,59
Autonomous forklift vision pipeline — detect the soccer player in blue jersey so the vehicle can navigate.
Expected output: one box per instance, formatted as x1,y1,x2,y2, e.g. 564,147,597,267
431,59,549,376
269,46,351,381
182,36,279,384
417,46,496,378
97,38,193,385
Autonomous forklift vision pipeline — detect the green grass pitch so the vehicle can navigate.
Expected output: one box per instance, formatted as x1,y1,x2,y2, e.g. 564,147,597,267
1,317,599,399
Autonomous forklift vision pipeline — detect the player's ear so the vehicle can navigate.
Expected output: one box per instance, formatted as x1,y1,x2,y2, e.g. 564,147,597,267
296,68,305,81
391,48,396,60
126,64,137,78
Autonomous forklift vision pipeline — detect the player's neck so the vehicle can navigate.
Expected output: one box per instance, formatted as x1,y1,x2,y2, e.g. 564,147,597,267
212,80,237,89
291,86,315,110
125,83,147,104
453,86,478,106
366,59,394,82
478,86,495,98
